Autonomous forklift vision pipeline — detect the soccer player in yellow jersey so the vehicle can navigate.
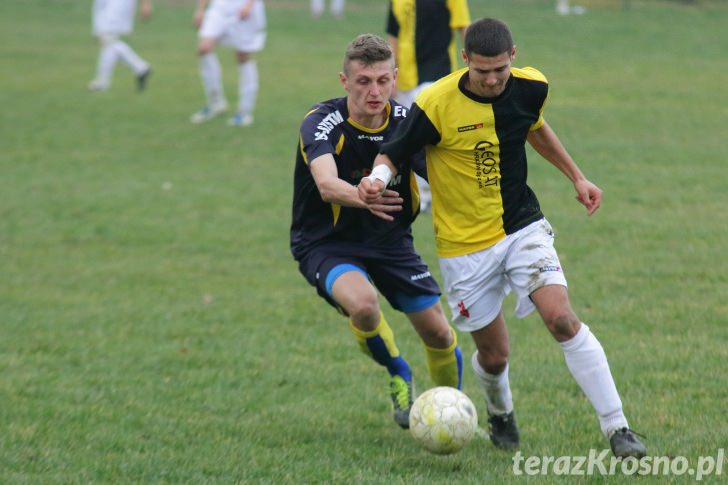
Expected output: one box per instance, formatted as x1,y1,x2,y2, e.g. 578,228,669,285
359,18,646,458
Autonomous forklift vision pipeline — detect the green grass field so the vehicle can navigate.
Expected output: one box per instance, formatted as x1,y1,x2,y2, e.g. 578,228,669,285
1,0,726,482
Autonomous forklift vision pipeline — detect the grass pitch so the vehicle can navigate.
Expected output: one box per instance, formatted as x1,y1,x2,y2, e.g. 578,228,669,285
1,0,726,482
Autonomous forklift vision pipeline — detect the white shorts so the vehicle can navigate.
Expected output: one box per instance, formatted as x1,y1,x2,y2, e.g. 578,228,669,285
93,0,136,36
199,0,266,53
439,218,567,333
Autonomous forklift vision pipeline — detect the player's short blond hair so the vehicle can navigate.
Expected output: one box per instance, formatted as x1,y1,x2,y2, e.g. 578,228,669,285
343,34,394,75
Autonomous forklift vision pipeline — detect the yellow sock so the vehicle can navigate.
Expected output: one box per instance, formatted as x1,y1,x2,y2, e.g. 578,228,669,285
349,313,411,379
423,327,463,389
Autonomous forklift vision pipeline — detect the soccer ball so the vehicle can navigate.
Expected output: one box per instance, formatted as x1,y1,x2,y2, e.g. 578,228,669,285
409,386,478,455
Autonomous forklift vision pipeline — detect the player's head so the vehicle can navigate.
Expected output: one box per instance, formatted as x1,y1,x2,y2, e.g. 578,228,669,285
462,18,516,98
340,34,397,121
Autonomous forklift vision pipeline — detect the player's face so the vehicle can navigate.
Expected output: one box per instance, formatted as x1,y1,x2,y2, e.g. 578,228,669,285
462,48,515,98
340,60,396,121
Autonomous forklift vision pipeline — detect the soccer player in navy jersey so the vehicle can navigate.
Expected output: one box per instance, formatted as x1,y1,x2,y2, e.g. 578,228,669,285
359,18,646,457
290,34,463,429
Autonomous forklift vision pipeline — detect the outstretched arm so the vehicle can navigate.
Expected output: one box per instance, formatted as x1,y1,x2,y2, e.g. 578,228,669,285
527,121,602,216
310,154,403,221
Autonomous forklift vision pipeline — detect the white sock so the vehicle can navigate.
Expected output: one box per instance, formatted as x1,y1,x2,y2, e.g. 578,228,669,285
310,0,324,16
199,53,225,106
237,60,259,117
331,0,345,16
560,323,628,436
113,40,149,75
472,352,513,416
95,36,120,85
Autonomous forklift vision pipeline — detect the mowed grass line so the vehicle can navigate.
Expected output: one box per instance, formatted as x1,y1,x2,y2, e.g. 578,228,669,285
1,0,726,482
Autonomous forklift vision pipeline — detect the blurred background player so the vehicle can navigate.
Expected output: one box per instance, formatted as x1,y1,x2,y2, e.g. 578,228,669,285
310,0,345,19
88,0,153,92
290,34,463,429
190,0,266,127
385,0,471,212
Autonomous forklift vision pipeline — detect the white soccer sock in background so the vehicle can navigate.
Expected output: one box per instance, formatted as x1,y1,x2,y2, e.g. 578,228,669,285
200,52,225,106
95,39,119,86
472,352,513,416
331,0,345,17
113,40,149,75
237,60,259,117
560,323,629,436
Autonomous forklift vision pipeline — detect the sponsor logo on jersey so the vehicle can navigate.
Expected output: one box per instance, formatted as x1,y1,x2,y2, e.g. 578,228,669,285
357,134,384,141
410,271,432,281
474,140,499,188
314,110,344,141
458,123,484,132
539,265,562,273
393,105,407,118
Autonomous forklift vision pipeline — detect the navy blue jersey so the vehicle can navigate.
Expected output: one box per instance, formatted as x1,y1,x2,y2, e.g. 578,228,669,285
290,97,424,260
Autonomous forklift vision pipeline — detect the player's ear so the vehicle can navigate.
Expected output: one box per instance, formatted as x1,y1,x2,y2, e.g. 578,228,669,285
339,71,347,89
510,46,516,61
461,48,468,65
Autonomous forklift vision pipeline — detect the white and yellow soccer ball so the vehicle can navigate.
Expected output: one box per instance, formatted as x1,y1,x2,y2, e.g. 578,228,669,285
408,386,478,455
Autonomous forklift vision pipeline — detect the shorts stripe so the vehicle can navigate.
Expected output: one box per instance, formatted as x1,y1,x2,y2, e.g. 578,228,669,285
325,263,367,297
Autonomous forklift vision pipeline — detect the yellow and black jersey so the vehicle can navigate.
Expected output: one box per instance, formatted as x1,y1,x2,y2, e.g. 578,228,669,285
290,97,424,260
386,0,471,92
380,67,549,258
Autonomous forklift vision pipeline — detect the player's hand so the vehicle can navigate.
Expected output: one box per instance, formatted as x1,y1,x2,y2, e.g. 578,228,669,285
366,189,403,221
139,3,152,21
574,179,602,216
358,177,386,204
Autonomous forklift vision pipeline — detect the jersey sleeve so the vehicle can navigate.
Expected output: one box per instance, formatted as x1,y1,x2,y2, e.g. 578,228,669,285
380,103,440,168
298,106,341,165
447,0,471,29
516,67,549,131
386,2,399,37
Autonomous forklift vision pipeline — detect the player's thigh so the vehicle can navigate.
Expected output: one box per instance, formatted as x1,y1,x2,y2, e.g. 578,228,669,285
367,252,440,314
505,219,567,318
405,302,452,348
439,249,507,333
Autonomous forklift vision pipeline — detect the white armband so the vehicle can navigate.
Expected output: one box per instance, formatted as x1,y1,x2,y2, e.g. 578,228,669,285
366,164,393,187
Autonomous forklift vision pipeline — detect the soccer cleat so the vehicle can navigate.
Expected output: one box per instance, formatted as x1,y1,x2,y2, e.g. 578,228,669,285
136,68,152,92
487,411,520,449
609,427,647,458
227,112,254,127
87,79,109,92
189,101,229,124
390,375,413,429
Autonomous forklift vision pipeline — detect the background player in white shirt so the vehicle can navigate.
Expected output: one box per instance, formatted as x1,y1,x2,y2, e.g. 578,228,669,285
89,0,153,92
190,0,266,127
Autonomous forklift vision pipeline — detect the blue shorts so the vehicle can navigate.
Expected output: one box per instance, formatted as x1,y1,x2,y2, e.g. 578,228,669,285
296,240,441,315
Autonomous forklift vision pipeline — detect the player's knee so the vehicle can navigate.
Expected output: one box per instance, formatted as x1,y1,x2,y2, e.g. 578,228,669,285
476,348,509,374
347,297,380,326
544,312,580,341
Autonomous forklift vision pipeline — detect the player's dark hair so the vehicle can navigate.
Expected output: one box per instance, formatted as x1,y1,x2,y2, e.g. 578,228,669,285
343,34,393,74
464,18,514,57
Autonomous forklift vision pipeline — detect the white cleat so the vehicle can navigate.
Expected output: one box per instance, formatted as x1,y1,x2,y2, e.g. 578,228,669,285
87,79,109,91
190,101,229,124
227,113,254,127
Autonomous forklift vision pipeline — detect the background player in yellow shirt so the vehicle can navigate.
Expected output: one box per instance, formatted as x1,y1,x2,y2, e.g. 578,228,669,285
359,18,646,458
386,0,471,212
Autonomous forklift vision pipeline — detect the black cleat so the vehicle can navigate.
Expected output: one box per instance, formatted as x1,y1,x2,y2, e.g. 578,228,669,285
487,411,520,449
609,427,647,458
136,68,151,92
